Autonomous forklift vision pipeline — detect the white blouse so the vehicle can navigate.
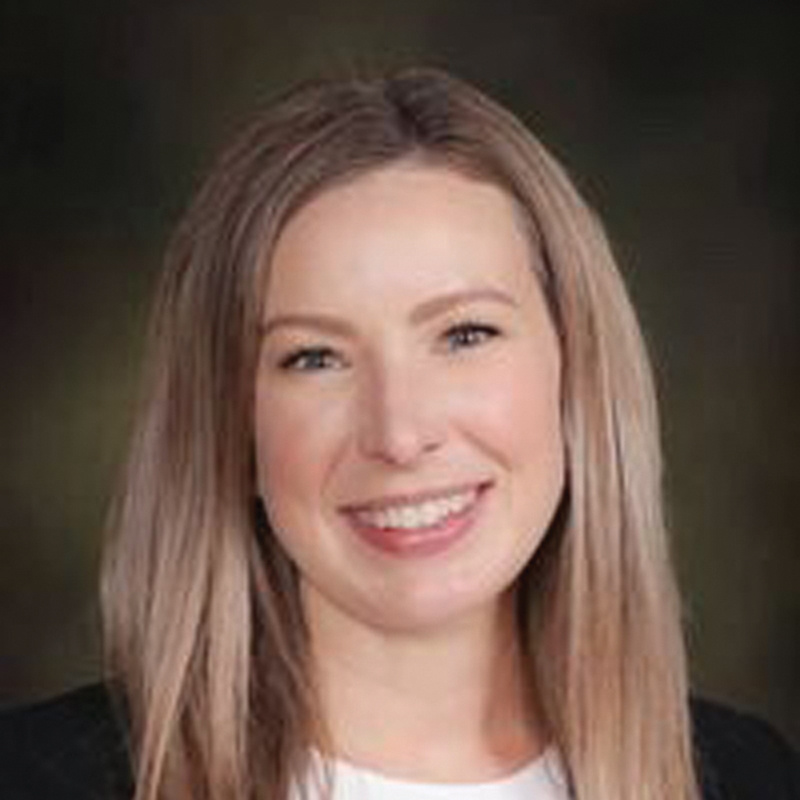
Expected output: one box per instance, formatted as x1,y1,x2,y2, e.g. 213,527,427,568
295,748,570,800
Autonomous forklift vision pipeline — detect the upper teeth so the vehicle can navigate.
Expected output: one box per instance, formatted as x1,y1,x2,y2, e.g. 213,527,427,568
353,489,477,531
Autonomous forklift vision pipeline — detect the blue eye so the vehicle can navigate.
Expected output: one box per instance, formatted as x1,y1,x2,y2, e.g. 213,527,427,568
279,347,344,372
443,322,501,351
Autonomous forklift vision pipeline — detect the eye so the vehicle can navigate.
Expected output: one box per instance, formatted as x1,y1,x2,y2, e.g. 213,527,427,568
278,346,346,372
442,321,501,352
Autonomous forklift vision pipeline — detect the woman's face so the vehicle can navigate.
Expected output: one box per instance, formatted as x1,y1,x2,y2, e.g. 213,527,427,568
255,163,564,634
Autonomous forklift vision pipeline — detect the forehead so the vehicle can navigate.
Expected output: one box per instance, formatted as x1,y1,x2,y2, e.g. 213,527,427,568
280,160,528,244
264,162,540,311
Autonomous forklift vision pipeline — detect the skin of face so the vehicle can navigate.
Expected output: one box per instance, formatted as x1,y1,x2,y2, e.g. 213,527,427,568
255,162,565,639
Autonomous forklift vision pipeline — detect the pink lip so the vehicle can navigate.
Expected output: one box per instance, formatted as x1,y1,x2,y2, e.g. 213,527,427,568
342,482,491,558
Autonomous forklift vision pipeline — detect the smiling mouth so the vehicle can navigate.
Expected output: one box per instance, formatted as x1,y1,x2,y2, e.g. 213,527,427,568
340,482,490,556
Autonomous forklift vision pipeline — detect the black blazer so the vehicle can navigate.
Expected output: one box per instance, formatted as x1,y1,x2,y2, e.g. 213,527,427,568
0,684,797,799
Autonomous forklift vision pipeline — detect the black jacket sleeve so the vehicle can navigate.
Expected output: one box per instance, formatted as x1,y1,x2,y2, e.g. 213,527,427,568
0,684,132,800
692,697,799,800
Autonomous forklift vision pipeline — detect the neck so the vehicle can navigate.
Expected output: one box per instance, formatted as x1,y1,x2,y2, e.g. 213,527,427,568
305,589,545,782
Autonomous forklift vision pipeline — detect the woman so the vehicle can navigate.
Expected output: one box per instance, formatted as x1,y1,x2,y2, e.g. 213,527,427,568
1,68,797,800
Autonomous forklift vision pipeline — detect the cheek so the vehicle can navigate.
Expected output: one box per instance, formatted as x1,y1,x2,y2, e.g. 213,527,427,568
254,390,315,508
254,394,331,564
253,387,348,511
457,352,563,474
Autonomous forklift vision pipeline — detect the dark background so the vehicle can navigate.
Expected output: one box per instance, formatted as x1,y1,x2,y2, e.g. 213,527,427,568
1,0,798,744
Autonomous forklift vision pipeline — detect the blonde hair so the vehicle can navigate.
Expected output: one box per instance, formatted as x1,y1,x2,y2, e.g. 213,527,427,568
102,67,700,800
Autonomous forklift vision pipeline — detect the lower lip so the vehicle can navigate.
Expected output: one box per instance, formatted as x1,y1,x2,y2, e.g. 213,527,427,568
345,485,489,558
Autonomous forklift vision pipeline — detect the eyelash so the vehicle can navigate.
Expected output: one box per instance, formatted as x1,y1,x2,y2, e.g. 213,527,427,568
442,321,501,351
277,321,501,372
278,346,344,372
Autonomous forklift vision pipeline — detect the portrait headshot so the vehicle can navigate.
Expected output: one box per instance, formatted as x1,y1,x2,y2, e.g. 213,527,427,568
1,5,798,800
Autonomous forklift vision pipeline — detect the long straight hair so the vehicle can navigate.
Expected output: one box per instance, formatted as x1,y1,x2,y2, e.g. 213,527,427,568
102,67,700,800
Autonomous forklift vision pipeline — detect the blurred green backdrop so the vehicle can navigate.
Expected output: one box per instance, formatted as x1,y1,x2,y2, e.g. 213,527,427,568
1,0,798,743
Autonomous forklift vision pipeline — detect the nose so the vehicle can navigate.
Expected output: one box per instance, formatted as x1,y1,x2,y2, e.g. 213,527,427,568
356,358,445,467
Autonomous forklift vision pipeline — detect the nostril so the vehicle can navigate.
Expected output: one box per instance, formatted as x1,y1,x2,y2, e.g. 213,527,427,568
357,402,444,466
358,421,444,467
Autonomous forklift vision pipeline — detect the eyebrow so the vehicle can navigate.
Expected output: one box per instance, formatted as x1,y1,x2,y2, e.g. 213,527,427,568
260,287,519,339
409,287,518,325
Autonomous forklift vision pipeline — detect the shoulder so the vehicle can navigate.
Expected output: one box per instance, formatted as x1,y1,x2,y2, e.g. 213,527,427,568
0,683,132,800
691,696,800,800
